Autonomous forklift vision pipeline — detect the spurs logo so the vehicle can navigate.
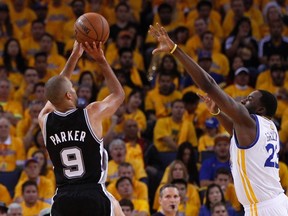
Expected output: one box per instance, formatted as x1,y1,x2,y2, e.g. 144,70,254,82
78,20,90,35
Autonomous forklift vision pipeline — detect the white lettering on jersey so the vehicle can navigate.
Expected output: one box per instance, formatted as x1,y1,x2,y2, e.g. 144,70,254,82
49,131,86,145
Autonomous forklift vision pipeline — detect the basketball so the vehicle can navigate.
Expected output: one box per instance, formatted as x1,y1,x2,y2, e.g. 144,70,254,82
74,12,110,45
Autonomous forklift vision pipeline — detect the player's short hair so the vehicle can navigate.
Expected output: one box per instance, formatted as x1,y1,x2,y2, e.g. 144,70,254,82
45,75,71,105
258,90,277,117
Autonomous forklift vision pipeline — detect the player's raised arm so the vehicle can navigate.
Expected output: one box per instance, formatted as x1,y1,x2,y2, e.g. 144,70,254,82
38,41,84,130
60,41,84,79
149,24,254,129
83,41,125,120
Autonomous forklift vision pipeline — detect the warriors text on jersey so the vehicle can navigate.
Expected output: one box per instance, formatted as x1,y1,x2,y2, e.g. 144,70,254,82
43,108,108,187
230,114,283,206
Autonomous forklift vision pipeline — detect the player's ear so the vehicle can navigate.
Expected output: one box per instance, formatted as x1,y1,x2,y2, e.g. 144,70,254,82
256,106,266,116
66,91,72,100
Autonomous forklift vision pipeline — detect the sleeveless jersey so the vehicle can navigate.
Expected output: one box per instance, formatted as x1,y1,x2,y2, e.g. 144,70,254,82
44,108,108,187
230,114,283,207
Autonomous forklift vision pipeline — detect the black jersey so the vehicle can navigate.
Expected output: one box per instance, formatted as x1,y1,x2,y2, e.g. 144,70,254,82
44,108,108,187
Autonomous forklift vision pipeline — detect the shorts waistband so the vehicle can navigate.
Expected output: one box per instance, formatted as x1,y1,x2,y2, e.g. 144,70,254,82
244,193,286,212
58,182,104,191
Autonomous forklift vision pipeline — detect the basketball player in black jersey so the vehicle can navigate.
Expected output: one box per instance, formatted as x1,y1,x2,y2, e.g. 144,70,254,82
38,41,125,216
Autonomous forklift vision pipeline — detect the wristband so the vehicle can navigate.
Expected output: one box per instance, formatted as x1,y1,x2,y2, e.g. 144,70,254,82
170,44,178,54
210,108,221,116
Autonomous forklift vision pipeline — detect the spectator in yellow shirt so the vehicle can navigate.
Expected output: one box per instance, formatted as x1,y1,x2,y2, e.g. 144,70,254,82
200,31,230,78
145,73,182,120
102,103,126,146
0,3,22,56
14,158,54,204
224,17,259,65
182,91,210,132
106,30,145,71
119,198,134,216
77,71,99,103
153,99,198,155
107,139,147,183
186,0,223,39
16,100,43,151
198,117,221,153
197,52,225,86
7,202,22,216
45,1,74,43
26,129,53,170
19,181,50,216
186,18,221,58
257,65,288,119
172,178,199,216
116,177,150,216
114,48,149,90
36,33,66,74
124,91,147,133
34,52,57,83
255,53,283,89
108,2,139,44
62,0,86,43
0,116,25,172
1,38,27,90
13,67,40,108
107,162,148,201
20,20,46,60
123,119,147,157
150,54,182,90
31,150,55,189
261,2,279,37
0,184,11,206
0,79,24,125
224,67,255,102
7,0,36,32
222,0,260,39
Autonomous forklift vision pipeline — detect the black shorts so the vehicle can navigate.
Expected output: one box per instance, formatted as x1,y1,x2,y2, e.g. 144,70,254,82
51,183,112,216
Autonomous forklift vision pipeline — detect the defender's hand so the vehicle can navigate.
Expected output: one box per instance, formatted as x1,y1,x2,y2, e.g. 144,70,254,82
149,23,175,55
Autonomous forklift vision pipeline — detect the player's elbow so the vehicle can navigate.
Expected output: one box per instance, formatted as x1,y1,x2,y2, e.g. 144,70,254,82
118,88,125,103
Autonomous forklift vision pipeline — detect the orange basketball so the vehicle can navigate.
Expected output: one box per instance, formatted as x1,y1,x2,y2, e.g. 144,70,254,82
74,12,110,45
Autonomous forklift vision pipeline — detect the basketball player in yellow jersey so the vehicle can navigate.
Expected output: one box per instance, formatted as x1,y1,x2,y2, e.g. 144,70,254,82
149,23,288,216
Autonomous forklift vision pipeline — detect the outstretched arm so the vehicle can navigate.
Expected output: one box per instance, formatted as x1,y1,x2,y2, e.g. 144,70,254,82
38,41,84,130
83,42,125,120
149,24,254,129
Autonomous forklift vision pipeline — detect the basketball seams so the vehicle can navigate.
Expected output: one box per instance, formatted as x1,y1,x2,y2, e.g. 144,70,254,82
82,14,100,41
75,25,97,41
74,13,109,44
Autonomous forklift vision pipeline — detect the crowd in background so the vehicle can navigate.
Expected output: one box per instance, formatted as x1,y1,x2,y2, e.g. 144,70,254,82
0,0,288,215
